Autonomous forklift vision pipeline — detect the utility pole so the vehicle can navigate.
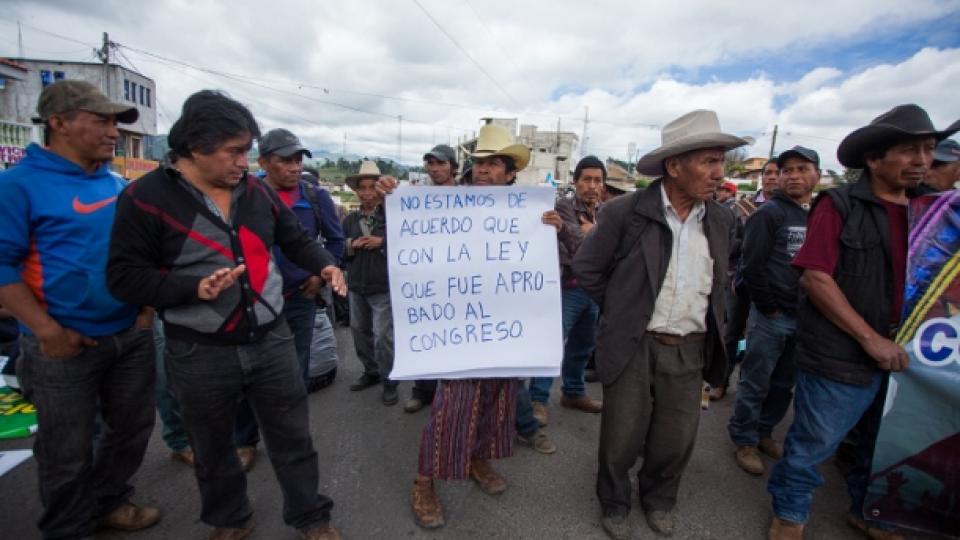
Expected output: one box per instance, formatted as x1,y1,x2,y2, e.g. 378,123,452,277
342,133,346,161
581,106,590,156
398,115,403,170
768,124,779,159
17,22,24,57
97,32,111,96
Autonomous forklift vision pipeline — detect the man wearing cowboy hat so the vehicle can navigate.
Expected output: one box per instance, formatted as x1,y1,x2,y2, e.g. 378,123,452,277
376,124,557,527
573,109,748,539
0,80,162,538
766,105,959,540
342,160,398,405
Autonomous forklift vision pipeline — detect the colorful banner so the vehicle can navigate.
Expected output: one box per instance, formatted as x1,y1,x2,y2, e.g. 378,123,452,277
865,191,960,537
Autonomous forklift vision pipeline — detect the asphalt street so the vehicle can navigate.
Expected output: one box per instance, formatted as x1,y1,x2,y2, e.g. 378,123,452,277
0,327,937,539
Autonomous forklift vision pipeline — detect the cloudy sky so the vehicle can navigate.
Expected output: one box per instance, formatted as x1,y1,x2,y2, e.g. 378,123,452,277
3,0,959,172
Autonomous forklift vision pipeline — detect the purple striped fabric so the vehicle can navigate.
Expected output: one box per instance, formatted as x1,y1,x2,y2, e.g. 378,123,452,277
417,378,517,479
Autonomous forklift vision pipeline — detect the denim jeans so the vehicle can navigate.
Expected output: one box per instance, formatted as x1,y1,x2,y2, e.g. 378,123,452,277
153,317,189,453
285,292,318,381
529,287,598,404
728,307,799,447
234,293,318,446
165,322,333,530
721,284,751,387
18,326,156,540
515,381,539,438
768,370,886,524
349,291,395,385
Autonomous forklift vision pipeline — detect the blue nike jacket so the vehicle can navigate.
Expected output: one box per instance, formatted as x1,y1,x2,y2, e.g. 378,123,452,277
0,143,137,336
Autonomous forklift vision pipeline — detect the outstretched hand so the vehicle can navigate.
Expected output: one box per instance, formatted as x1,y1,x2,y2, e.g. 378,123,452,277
321,265,348,297
198,264,247,300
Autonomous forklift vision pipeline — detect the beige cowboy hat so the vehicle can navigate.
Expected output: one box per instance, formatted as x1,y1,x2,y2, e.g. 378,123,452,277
345,160,381,190
462,124,531,171
635,109,754,176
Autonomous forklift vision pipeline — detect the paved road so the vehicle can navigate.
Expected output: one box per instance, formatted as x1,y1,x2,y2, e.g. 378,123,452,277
0,327,934,539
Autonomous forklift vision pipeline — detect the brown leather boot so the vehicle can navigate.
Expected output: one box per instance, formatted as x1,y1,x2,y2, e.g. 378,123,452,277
560,394,603,413
208,519,254,540
171,448,195,466
759,437,784,459
735,446,765,475
768,517,804,540
411,475,445,529
469,459,507,496
98,502,161,531
532,401,548,426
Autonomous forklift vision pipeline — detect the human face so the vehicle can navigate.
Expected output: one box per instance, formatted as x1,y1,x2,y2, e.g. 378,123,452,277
49,111,119,166
925,161,960,192
471,156,515,186
866,136,936,192
778,157,819,202
424,156,455,186
574,167,604,206
356,178,380,209
192,133,252,189
666,148,726,202
761,162,779,198
259,153,304,190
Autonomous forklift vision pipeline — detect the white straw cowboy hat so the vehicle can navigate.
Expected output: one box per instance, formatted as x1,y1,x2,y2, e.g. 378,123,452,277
635,110,754,176
462,124,531,171
345,160,382,190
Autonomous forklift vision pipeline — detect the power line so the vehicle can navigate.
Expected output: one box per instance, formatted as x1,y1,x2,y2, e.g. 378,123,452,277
409,0,518,107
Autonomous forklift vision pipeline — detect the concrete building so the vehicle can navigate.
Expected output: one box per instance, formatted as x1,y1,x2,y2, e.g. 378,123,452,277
0,58,157,171
742,156,769,181
0,59,33,168
458,117,579,186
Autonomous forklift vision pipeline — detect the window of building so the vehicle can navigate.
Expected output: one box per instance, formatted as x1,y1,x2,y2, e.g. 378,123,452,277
139,85,144,105
145,88,151,108
53,71,65,81
40,70,53,87
124,79,130,101
130,137,142,159
130,82,137,102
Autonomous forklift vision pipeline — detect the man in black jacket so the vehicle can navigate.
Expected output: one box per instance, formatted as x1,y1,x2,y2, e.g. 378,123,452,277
342,160,397,405
728,146,818,476
107,90,345,540
766,105,959,540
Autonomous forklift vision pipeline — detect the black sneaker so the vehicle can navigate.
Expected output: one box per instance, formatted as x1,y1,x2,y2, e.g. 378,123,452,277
382,385,399,406
349,373,381,391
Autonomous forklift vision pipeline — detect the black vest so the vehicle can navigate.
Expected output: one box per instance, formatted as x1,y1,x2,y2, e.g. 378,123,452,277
794,173,898,386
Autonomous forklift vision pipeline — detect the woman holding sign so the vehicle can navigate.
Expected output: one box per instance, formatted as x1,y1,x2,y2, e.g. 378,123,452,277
379,124,564,529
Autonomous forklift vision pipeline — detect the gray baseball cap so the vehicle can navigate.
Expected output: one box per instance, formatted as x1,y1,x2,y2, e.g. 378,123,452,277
423,144,458,168
933,139,960,164
777,145,820,169
259,128,312,158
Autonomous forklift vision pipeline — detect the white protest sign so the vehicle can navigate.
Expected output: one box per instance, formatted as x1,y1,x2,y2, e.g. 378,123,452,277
385,185,562,379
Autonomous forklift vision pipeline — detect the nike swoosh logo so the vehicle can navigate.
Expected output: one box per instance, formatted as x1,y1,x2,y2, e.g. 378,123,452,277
72,195,118,214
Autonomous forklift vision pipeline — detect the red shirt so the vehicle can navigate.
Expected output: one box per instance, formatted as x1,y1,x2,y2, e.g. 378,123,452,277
276,187,300,208
792,196,907,323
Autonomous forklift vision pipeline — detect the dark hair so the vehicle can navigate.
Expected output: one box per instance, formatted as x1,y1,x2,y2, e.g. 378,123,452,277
168,90,260,158
574,155,607,182
762,158,778,174
43,110,80,146
862,135,920,164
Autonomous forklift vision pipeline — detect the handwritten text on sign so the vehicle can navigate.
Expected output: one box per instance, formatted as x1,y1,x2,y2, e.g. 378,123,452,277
386,185,562,379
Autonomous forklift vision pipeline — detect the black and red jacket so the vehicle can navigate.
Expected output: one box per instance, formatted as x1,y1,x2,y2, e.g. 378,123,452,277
107,165,336,345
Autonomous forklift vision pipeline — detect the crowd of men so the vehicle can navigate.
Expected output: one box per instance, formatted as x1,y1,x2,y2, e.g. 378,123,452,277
0,78,957,540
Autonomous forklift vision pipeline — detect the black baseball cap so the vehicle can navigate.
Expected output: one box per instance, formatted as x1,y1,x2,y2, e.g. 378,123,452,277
777,145,820,169
423,144,458,168
259,128,312,158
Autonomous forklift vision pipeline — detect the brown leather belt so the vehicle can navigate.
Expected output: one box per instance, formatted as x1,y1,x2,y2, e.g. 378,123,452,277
647,331,707,346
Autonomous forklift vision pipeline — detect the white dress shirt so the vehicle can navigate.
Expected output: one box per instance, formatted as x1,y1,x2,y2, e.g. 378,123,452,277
646,183,713,335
